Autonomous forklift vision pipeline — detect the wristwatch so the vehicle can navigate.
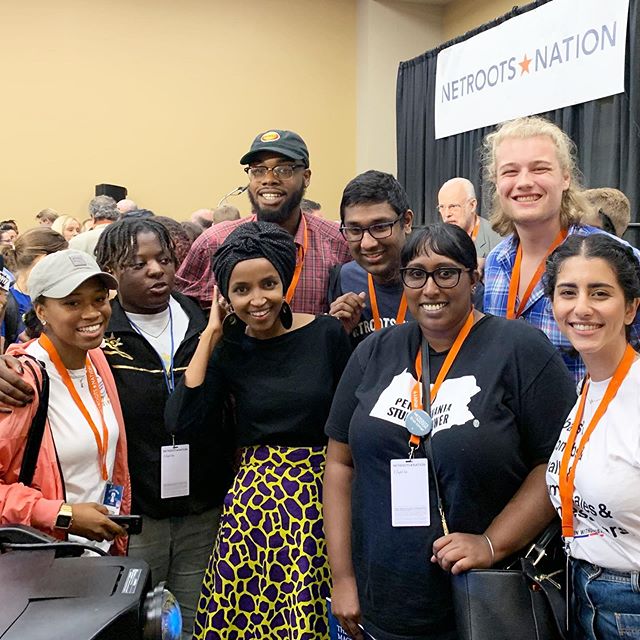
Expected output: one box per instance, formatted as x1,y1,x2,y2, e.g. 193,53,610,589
54,503,73,530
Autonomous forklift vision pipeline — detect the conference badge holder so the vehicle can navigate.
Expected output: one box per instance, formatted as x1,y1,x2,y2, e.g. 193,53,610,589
390,339,437,529
160,436,190,499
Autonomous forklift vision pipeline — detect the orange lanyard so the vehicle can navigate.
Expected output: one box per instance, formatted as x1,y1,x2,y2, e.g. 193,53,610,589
559,344,636,539
285,215,308,305
470,217,480,242
367,273,408,331
408,310,475,447
506,229,567,319
39,334,110,481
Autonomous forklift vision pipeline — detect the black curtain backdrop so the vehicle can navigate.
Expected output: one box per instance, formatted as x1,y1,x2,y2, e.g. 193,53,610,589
397,0,640,243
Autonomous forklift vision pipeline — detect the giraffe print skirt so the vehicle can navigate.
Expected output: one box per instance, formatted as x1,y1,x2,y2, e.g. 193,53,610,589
193,444,331,639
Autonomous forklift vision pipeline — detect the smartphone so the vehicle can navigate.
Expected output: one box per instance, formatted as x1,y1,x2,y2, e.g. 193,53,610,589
109,514,143,535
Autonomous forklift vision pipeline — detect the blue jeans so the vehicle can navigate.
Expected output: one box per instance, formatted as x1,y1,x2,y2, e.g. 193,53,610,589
572,558,640,639
128,507,221,640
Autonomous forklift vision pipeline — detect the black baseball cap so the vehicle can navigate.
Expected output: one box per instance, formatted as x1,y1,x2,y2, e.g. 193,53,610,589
239,129,309,167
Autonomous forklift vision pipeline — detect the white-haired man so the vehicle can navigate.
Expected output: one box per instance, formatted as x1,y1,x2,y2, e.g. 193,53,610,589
437,177,502,262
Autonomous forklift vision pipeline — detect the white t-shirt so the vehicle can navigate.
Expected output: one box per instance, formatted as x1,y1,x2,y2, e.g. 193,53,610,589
26,340,120,551
124,297,189,376
546,358,640,571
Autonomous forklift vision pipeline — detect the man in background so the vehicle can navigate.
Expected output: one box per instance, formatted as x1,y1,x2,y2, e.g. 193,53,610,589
301,198,322,217
190,208,215,229
117,198,138,216
212,205,240,225
438,177,502,272
70,195,119,255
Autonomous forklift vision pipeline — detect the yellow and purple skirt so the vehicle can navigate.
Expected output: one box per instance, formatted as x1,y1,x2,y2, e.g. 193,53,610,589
194,445,330,640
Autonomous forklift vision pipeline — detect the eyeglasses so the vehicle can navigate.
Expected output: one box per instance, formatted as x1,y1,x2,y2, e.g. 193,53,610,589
399,266,470,289
244,164,306,180
340,216,403,242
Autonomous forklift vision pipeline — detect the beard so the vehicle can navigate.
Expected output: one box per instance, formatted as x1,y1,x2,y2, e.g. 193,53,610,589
248,183,306,225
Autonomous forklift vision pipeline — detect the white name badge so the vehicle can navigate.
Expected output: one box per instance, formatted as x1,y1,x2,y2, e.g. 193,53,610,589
390,458,430,527
160,444,190,499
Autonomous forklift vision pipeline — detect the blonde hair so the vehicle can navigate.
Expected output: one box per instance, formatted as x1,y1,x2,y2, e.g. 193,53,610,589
51,215,81,237
482,116,590,236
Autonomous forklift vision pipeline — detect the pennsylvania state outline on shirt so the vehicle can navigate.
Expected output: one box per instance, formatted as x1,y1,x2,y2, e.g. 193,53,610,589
370,369,480,433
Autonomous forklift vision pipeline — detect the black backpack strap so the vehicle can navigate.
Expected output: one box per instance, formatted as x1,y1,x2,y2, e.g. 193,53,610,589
18,358,50,486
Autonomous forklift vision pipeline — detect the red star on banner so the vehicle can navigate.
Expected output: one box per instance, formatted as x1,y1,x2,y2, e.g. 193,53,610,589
519,54,532,74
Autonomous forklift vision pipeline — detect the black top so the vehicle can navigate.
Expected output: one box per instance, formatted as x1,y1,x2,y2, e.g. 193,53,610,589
325,315,576,640
166,315,352,447
103,294,234,519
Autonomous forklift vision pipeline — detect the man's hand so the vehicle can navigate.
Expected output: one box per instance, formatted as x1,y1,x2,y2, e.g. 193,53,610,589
0,355,34,411
329,292,366,335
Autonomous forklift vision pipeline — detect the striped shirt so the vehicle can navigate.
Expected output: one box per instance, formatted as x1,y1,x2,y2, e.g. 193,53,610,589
175,212,352,313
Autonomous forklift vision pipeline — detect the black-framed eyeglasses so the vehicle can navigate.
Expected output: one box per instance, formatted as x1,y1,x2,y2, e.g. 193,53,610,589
399,266,470,289
243,164,306,180
340,215,403,242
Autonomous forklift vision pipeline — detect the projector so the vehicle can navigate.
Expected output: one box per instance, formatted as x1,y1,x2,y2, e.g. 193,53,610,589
0,525,181,640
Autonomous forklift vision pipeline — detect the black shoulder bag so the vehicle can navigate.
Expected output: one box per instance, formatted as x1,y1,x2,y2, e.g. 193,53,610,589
17,359,50,486
419,339,568,640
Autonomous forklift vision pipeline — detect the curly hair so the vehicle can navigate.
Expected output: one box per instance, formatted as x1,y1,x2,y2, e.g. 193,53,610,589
482,116,591,236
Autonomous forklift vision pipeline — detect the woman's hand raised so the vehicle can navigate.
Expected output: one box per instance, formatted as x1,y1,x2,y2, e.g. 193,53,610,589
204,286,227,336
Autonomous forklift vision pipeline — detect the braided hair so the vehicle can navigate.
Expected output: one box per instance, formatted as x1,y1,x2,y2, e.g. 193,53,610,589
95,217,177,272
213,221,296,300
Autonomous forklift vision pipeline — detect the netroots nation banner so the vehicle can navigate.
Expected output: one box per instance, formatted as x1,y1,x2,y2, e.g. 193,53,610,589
434,0,630,139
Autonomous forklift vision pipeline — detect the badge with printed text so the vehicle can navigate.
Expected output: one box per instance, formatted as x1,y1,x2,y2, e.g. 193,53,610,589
161,444,190,499
390,458,430,527
405,410,433,437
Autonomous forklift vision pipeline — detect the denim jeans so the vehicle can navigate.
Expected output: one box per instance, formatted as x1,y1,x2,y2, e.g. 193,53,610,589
572,558,640,639
128,507,221,640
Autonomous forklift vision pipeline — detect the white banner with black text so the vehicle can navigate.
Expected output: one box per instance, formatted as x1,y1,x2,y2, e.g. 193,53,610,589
434,0,630,139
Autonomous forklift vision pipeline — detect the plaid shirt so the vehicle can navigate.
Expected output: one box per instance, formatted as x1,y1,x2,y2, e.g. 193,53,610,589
484,225,640,383
175,213,352,313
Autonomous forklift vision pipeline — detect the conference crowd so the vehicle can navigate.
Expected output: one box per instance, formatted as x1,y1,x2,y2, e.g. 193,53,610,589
0,118,638,640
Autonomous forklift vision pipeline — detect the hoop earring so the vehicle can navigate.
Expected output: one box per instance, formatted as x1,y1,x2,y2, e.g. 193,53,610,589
222,312,245,338
279,301,293,330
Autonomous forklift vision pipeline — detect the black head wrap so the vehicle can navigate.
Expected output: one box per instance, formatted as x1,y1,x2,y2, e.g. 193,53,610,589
213,221,297,300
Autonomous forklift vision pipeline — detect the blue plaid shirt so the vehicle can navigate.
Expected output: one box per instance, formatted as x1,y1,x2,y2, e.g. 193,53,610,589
484,225,640,383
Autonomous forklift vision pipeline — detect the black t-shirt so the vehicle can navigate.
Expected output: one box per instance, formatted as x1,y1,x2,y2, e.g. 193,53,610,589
325,315,576,640
166,315,352,447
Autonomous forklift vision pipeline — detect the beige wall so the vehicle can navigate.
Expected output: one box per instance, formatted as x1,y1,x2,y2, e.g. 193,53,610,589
356,0,442,176
442,0,521,41
1,0,356,229
1,0,536,232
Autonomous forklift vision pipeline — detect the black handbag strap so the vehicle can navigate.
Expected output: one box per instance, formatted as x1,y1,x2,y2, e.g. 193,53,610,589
420,338,450,535
18,358,50,486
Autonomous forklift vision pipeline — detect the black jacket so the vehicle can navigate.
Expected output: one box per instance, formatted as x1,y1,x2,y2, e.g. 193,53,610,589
103,293,233,518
